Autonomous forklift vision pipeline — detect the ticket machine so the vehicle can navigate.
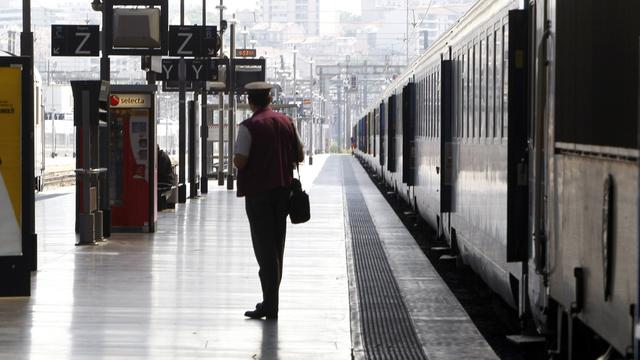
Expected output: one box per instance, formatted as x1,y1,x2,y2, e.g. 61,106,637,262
109,85,157,232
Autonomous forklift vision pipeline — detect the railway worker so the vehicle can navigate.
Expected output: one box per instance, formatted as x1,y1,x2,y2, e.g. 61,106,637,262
234,81,305,320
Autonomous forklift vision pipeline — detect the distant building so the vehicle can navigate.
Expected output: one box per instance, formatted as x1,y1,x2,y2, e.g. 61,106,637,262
251,22,306,47
259,0,319,36
357,0,474,63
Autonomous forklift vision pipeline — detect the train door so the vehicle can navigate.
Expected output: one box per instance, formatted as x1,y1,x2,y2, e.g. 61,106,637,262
109,86,157,233
387,95,397,172
379,102,385,168
440,60,453,213
402,83,416,186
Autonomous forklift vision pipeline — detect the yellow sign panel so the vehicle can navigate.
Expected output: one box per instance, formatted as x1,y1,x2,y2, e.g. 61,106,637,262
0,67,22,256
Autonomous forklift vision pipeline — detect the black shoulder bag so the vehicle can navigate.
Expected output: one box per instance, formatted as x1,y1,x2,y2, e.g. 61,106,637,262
289,132,310,224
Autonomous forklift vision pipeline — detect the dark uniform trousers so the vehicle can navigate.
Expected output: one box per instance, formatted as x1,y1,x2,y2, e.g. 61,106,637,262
245,187,290,314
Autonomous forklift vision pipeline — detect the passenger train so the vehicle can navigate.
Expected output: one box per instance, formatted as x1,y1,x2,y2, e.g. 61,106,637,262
353,0,639,358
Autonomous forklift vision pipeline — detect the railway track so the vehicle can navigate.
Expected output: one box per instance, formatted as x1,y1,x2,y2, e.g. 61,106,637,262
42,170,75,189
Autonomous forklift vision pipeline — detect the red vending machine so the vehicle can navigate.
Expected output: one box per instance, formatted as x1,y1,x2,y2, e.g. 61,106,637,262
109,85,157,232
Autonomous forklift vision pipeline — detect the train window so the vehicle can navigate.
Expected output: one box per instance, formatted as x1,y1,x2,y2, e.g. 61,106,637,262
454,55,459,138
466,47,471,139
486,32,495,138
436,70,439,138
496,29,503,139
430,72,433,138
489,31,495,139
421,74,429,137
416,80,422,137
432,71,436,138
416,80,420,138
480,37,485,139
503,24,509,138
484,33,493,138
437,68,441,139
419,79,422,137
424,78,428,137
473,43,478,139
428,73,432,138
461,53,466,139
428,74,432,138
433,71,436,138
424,78,427,137
423,78,427,137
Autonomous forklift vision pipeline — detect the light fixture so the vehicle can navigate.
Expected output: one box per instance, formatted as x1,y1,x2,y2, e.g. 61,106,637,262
91,0,103,12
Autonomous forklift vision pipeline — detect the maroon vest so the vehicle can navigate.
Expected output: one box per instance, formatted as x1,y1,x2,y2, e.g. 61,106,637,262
237,107,296,197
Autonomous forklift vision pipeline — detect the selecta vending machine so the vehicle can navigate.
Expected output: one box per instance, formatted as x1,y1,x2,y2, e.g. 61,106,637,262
109,85,157,232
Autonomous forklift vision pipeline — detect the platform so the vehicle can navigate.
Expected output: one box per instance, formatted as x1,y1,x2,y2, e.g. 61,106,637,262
0,155,497,359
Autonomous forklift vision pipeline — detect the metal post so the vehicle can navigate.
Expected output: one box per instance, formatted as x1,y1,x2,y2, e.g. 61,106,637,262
345,87,350,150
200,0,209,194
337,84,342,151
78,90,95,245
99,0,112,237
21,0,36,271
217,0,225,186
309,59,313,165
188,100,198,198
178,0,187,202
243,26,248,49
226,21,236,190
293,46,299,130
319,73,324,154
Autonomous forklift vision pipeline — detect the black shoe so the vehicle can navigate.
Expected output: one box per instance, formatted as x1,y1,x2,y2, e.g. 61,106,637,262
244,304,278,320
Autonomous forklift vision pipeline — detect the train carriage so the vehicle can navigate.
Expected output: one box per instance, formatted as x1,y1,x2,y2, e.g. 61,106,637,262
354,0,640,357
540,0,640,356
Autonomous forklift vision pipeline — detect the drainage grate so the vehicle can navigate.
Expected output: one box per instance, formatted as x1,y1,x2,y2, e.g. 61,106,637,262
343,160,429,360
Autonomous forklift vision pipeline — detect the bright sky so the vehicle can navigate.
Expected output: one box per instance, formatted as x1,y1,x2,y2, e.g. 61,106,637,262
225,0,361,35
8,0,362,35
225,0,361,15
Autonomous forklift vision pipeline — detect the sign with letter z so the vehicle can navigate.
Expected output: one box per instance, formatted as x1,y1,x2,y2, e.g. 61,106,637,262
169,26,218,57
51,25,100,57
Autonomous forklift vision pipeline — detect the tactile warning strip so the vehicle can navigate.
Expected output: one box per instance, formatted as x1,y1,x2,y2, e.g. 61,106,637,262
343,160,429,360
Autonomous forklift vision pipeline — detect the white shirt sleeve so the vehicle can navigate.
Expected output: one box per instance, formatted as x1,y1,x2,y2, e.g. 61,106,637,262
234,124,252,157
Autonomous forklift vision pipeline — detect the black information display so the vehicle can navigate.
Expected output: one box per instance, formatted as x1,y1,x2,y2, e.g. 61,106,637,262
51,25,100,57
158,58,228,82
233,58,266,92
168,26,218,57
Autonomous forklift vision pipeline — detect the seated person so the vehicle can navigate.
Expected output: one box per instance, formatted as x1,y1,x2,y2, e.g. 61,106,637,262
158,145,176,188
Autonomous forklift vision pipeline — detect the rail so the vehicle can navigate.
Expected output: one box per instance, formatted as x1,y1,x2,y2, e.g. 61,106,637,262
42,170,75,189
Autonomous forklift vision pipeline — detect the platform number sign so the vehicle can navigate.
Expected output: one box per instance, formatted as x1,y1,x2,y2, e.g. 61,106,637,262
51,25,100,57
169,26,218,57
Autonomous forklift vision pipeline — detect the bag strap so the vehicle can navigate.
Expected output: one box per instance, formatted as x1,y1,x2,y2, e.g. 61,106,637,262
291,118,302,181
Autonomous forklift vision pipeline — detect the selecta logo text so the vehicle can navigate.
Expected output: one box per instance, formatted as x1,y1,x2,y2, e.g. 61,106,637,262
110,95,146,107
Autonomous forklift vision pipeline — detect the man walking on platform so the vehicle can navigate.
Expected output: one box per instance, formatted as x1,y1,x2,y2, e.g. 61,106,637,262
234,82,305,320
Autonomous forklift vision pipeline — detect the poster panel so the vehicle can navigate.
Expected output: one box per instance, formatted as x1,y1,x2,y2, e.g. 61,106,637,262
0,67,22,256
